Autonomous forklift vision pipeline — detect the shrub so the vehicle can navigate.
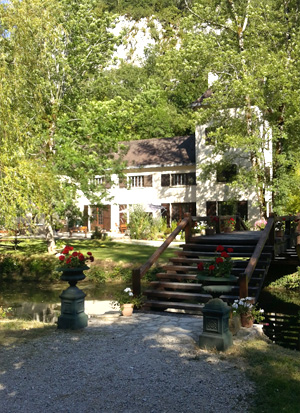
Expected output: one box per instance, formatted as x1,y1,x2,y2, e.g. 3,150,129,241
269,270,300,291
0,254,58,282
127,205,153,239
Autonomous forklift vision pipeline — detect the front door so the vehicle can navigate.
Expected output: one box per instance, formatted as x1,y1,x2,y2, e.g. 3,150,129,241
90,205,111,231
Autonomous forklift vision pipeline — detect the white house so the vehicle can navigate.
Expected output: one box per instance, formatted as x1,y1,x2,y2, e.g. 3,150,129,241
77,124,266,232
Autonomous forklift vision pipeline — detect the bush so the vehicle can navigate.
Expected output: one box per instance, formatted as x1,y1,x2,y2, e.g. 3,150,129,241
0,254,59,282
86,261,132,284
269,270,300,291
127,205,153,239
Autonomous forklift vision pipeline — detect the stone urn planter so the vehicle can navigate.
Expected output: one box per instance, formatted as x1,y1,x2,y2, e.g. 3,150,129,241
57,265,89,330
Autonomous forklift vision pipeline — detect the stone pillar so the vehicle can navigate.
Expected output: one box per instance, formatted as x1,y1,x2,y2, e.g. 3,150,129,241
199,298,233,351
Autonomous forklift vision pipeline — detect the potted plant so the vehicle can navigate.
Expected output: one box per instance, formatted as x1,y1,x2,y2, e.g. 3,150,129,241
57,245,94,282
205,216,219,235
275,218,285,237
56,245,94,330
254,218,267,231
231,297,265,328
223,217,236,233
111,287,144,316
196,245,234,279
192,221,206,235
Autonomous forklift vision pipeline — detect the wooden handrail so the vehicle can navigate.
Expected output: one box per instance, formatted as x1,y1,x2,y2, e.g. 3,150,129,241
132,213,192,295
239,217,274,299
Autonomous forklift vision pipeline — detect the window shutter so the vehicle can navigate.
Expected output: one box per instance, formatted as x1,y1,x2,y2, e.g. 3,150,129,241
83,205,89,226
144,175,153,187
161,174,170,187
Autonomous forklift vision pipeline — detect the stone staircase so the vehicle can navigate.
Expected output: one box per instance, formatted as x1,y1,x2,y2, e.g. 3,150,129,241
143,233,273,314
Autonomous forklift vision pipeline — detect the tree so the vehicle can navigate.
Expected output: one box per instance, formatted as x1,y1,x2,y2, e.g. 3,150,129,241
0,0,123,251
180,0,300,216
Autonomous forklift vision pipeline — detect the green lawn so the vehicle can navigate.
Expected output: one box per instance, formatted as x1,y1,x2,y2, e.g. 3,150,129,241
0,238,176,267
226,339,300,413
63,239,177,266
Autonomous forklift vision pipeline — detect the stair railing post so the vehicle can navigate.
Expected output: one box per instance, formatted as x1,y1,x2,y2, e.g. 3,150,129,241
184,212,192,243
235,214,241,230
216,216,221,234
268,216,275,248
132,268,142,296
239,273,248,298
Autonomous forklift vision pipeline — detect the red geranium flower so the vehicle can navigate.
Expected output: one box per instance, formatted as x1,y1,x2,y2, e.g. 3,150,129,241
216,245,224,252
66,257,72,264
227,248,234,253
197,262,204,271
78,254,85,261
209,265,215,271
87,252,92,256
221,251,229,258
215,257,223,264
90,256,94,262
72,252,79,257
59,255,65,261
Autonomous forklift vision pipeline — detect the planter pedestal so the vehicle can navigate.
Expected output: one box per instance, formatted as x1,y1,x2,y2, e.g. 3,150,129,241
57,266,89,330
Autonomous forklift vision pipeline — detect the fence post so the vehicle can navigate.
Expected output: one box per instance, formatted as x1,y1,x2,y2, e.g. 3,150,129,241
132,268,142,296
184,212,192,243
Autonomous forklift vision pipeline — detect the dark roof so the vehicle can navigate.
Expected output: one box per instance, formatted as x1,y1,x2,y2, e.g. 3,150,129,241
190,88,213,108
120,134,195,168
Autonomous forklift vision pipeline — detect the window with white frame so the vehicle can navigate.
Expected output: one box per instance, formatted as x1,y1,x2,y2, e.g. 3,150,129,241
163,172,196,186
130,175,144,187
129,175,153,188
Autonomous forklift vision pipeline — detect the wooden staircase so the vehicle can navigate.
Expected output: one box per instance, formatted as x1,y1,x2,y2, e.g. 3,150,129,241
143,233,273,314
132,214,299,315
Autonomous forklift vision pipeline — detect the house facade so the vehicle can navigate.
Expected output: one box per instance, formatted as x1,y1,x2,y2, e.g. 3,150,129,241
77,125,265,233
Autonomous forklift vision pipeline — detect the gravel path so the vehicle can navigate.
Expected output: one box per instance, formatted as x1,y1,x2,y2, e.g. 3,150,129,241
0,313,255,413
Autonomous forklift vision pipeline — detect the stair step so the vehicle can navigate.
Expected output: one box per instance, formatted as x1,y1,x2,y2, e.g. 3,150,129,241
143,300,205,313
181,234,261,246
169,257,248,265
181,249,272,259
176,249,272,259
156,273,197,281
149,281,203,291
180,244,273,253
143,289,213,302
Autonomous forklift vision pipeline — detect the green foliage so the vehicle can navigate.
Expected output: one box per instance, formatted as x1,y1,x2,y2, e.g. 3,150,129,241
91,227,106,240
0,306,12,319
127,205,153,239
110,287,144,309
268,270,300,291
0,254,59,282
99,0,187,20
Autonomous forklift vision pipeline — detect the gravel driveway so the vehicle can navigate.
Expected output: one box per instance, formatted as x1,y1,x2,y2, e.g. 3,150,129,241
0,313,255,413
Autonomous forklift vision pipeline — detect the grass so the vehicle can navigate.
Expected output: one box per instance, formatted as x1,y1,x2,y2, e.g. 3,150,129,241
65,239,177,265
224,338,300,413
0,238,176,266
0,319,56,347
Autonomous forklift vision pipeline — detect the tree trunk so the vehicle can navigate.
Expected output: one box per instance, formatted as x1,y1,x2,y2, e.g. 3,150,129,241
45,222,56,254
